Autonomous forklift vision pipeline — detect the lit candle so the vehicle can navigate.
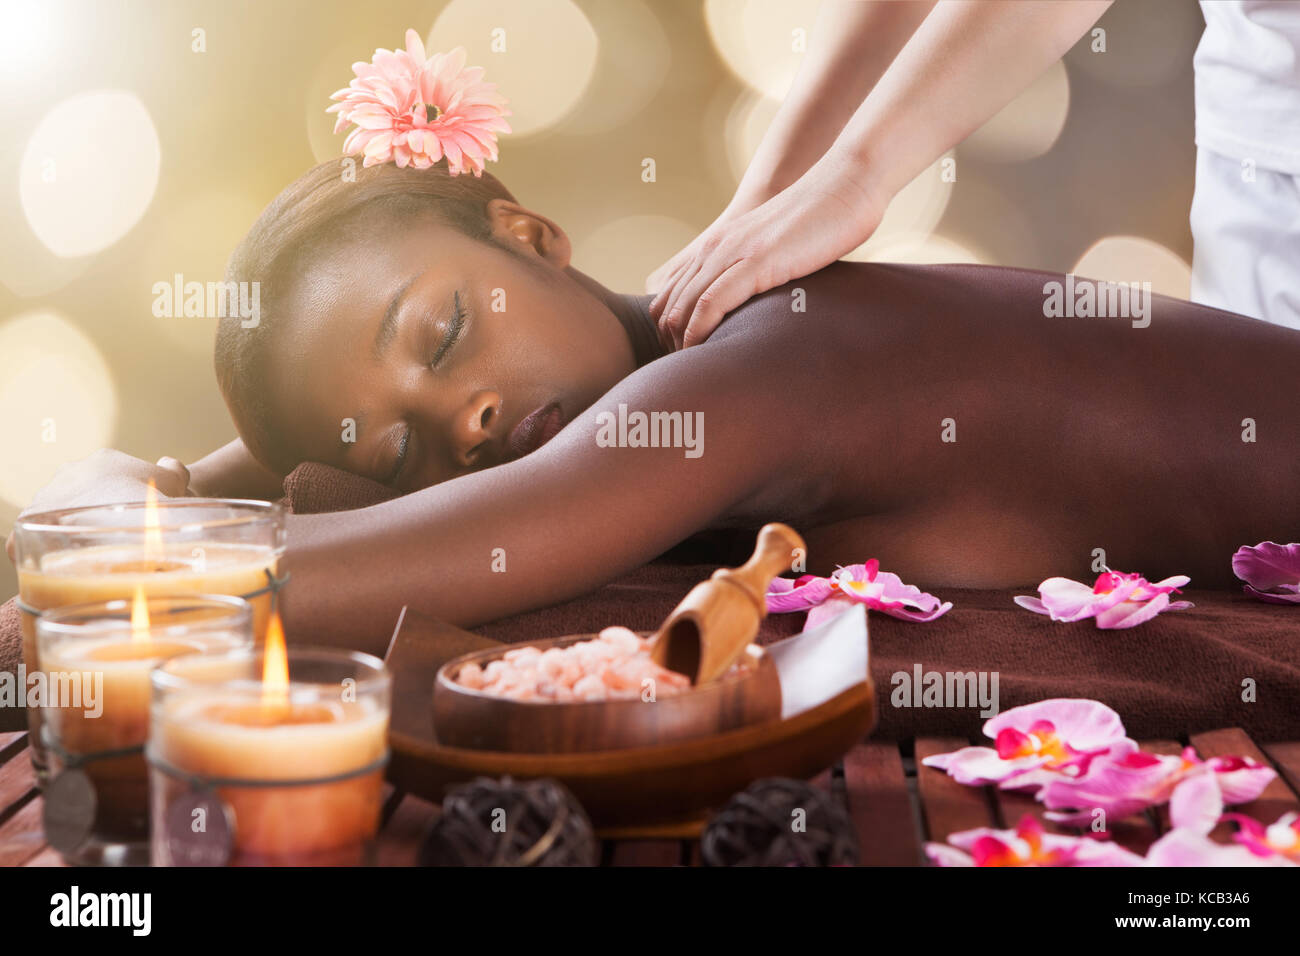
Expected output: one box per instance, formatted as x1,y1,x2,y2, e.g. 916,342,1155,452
13,492,285,785
37,591,252,866
148,615,391,866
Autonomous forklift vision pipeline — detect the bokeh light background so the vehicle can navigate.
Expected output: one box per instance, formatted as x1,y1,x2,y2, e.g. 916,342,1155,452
0,0,1204,600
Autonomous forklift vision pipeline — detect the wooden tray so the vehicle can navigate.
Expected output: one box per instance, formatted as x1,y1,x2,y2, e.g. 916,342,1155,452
383,607,875,832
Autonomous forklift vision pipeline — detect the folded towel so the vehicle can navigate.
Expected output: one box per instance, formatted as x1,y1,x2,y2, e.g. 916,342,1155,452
4,463,1298,743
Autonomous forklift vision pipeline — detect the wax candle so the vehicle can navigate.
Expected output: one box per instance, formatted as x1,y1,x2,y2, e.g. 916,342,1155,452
148,622,391,867
37,592,253,866
13,496,285,786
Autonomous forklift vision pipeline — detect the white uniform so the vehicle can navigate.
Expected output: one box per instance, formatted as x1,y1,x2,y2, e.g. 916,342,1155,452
1190,0,1300,328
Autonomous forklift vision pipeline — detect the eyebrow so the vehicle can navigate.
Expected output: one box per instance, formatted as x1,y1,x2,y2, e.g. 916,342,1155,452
372,272,421,359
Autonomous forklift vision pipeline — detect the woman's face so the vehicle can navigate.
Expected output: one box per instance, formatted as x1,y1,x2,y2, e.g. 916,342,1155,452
263,203,636,492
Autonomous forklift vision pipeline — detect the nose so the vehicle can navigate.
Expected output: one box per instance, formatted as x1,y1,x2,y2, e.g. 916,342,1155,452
449,389,503,467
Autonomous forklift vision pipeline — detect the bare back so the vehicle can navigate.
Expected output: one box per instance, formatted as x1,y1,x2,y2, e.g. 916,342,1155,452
284,262,1300,650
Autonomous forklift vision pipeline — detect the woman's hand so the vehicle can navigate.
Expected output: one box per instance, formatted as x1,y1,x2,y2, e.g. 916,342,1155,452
644,201,750,298
5,450,191,563
649,162,886,349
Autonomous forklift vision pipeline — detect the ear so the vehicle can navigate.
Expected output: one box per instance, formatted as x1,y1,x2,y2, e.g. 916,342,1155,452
485,199,571,268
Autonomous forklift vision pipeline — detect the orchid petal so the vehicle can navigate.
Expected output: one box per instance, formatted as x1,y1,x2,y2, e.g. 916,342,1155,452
1169,773,1224,835
984,699,1127,754
1242,584,1300,605
1232,541,1300,591
924,843,975,867
1095,594,1170,629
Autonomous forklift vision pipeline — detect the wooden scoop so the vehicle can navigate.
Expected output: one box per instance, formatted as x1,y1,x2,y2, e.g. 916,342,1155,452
650,523,806,685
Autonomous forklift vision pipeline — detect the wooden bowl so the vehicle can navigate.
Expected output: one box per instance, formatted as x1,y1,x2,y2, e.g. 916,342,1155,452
387,609,876,830
433,633,782,753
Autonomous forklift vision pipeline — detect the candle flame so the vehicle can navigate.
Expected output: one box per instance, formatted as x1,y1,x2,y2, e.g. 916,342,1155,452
130,585,150,644
143,480,164,563
261,610,290,715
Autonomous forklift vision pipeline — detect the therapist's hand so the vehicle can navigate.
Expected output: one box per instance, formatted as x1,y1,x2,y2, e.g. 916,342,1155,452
649,162,886,349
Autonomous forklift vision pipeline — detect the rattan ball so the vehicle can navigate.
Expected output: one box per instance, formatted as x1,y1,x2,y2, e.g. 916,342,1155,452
700,777,859,866
419,776,598,867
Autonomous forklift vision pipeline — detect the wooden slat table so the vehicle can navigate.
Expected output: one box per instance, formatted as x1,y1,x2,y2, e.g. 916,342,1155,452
4,725,1298,866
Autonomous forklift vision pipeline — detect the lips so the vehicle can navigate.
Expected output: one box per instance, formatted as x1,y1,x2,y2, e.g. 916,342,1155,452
507,402,565,460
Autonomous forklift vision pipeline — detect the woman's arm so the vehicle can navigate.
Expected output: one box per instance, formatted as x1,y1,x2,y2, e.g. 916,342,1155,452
186,438,286,501
728,0,937,216
279,331,810,655
838,0,1113,201
652,0,1114,348
647,1,935,295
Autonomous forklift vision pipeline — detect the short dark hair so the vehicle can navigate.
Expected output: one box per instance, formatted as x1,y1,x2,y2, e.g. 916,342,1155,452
215,159,516,475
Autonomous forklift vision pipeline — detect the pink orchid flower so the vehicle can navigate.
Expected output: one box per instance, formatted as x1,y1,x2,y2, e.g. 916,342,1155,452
766,559,952,629
1232,541,1300,605
926,815,1144,867
1143,829,1297,867
328,29,511,175
1014,570,1193,629
922,699,1130,787
1040,746,1276,826
1141,776,1296,865
1224,811,1300,864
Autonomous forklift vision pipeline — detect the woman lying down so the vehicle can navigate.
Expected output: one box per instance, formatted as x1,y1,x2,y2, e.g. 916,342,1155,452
15,161,1300,655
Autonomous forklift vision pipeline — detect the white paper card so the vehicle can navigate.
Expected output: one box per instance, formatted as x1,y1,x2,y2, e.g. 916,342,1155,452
766,603,869,720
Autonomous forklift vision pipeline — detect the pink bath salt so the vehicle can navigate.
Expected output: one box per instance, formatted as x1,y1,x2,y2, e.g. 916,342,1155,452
573,674,608,700
503,646,542,666
601,661,641,692
598,626,641,654
457,662,485,690
462,627,732,701
556,659,583,687
652,669,692,692
536,647,567,679
482,659,512,683
574,643,616,668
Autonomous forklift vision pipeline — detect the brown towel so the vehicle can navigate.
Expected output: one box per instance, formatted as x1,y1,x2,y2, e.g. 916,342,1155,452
4,463,1299,743
280,461,400,514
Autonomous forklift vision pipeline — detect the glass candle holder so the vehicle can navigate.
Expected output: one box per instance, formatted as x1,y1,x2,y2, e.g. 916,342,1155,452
37,594,253,866
148,647,391,867
12,498,286,787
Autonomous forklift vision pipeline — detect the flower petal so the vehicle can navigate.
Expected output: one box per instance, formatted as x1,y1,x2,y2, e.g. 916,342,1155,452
1034,577,1107,621
1095,594,1170,629
1232,541,1300,590
1169,772,1223,835
984,699,1127,754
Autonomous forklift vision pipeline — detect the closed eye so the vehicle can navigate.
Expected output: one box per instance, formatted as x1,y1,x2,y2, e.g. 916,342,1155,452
428,291,466,368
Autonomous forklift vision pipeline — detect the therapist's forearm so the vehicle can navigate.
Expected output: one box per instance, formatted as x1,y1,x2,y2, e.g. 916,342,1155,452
732,0,937,211
831,0,1112,203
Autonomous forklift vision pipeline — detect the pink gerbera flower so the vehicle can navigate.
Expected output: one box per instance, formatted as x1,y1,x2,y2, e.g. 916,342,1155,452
327,29,511,175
